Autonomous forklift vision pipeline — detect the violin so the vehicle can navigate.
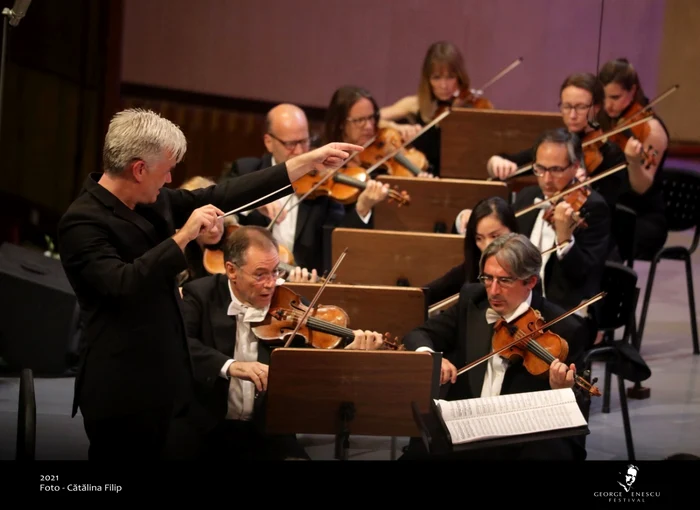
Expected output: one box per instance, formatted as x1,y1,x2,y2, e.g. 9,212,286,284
202,224,295,276
582,117,658,174
251,285,404,350
491,307,601,396
542,183,591,230
292,165,410,206
454,294,605,396
434,87,494,119
358,127,429,177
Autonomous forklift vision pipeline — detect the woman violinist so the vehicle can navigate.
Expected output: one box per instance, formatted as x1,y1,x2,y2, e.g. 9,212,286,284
321,85,401,217
379,41,493,176
598,58,669,259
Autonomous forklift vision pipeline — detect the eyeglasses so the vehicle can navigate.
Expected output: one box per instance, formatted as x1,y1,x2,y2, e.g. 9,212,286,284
346,112,380,126
532,163,573,176
234,264,284,284
267,133,311,152
478,274,519,288
558,103,592,114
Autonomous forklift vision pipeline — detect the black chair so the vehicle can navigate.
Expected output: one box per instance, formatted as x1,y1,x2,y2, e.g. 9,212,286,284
611,203,637,268
16,368,36,460
637,165,700,355
582,261,648,462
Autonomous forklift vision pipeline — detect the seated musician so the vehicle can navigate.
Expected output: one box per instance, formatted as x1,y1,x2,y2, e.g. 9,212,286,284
426,196,518,307
225,103,386,277
598,58,669,260
401,233,588,460
180,225,386,460
463,129,610,346
379,41,489,176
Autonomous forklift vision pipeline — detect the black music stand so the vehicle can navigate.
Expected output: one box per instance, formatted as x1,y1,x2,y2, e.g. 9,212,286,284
261,348,441,460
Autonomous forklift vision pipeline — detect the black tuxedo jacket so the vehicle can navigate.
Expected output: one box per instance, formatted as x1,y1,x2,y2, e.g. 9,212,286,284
228,154,370,273
513,184,610,314
180,274,277,430
58,164,292,421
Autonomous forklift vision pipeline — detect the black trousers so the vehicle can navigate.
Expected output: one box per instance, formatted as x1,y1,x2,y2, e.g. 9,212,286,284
201,419,309,461
83,404,203,460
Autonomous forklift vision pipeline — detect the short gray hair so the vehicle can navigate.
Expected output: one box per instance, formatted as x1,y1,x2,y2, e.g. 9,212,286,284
103,109,187,175
479,233,541,280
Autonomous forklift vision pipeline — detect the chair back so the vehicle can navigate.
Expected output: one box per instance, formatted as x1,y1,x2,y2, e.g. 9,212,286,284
16,368,36,460
597,261,638,331
660,165,700,233
611,203,637,267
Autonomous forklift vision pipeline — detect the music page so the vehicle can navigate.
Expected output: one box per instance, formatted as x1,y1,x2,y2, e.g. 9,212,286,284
434,388,587,444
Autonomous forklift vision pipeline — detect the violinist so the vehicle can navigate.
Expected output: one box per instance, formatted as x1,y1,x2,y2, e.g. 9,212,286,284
401,233,588,460
511,129,610,346
487,73,627,208
598,58,669,259
181,226,386,460
379,41,489,176
228,103,379,276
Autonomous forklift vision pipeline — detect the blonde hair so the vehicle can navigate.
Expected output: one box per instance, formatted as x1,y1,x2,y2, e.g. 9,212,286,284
103,108,187,175
418,42,470,123
179,176,215,191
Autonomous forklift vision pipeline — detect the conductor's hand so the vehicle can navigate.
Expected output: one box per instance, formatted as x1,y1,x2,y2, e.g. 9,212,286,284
440,358,458,385
345,330,384,350
285,142,365,182
487,155,518,180
549,360,575,389
173,204,225,249
228,361,269,392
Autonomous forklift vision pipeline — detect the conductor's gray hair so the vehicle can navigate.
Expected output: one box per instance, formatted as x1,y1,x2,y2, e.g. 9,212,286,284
479,233,542,280
102,108,187,175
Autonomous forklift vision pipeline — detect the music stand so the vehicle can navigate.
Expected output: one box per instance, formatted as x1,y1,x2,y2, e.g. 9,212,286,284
262,348,441,460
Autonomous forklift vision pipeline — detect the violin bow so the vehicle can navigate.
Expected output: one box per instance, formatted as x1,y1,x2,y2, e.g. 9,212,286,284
281,247,348,348
613,84,679,130
514,162,627,218
472,57,523,96
503,117,653,181
220,185,292,219
265,142,373,229
455,291,606,377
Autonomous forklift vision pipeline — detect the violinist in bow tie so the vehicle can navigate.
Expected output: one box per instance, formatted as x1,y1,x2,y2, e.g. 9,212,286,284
401,233,588,461
180,225,386,460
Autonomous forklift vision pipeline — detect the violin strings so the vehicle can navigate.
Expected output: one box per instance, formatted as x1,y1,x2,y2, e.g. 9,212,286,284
523,338,593,391
284,309,355,338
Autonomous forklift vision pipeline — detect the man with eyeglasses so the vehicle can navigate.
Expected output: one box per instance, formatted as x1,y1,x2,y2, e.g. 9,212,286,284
510,128,610,343
226,103,380,277
401,233,588,460
180,226,386,460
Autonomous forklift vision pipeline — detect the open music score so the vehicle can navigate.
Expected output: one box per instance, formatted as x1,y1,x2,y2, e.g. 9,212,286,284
430,388,588,446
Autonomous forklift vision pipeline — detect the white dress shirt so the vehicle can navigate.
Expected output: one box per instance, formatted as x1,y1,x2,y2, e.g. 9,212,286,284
218,281,271,421
267,156,372,260
528,198,574,296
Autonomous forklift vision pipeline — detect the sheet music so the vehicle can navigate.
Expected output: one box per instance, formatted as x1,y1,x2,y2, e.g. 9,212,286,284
434,389,587,444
